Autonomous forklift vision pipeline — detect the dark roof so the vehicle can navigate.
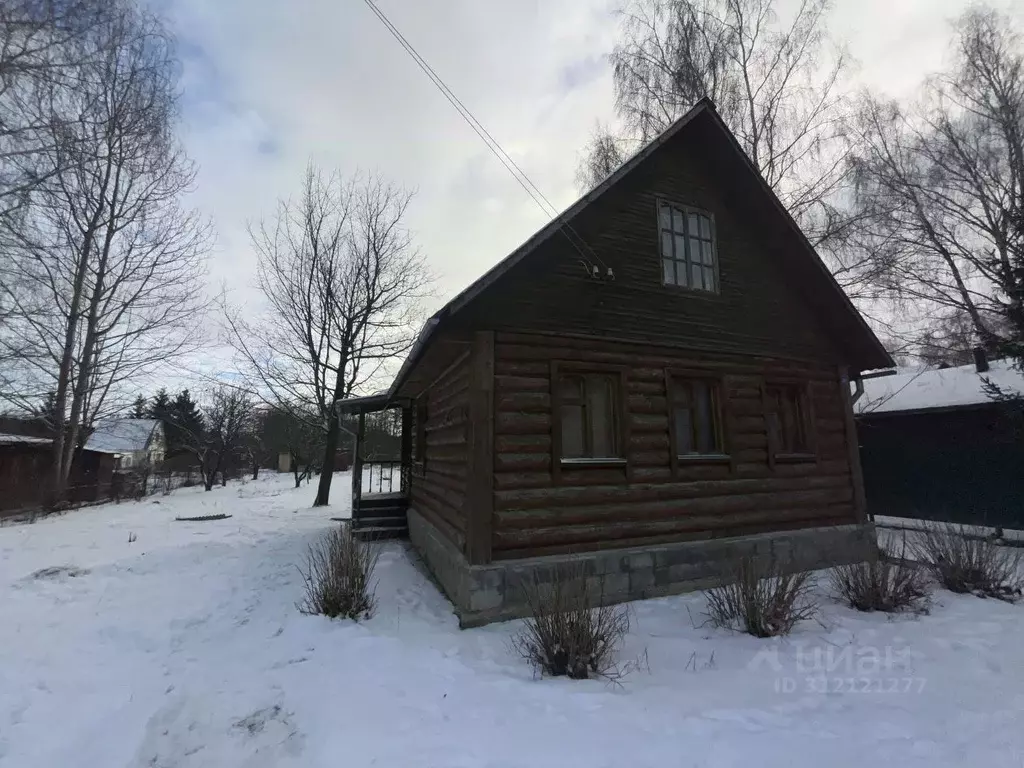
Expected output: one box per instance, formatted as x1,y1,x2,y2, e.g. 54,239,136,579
0,433,52,446
335,393,410,415
385,98,892,399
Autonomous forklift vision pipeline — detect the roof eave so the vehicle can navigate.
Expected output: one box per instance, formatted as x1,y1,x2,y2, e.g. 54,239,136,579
858,401,1007,418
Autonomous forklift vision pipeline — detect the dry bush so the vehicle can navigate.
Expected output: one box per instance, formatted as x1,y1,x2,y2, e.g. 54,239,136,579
511,565,631,680
297,525,379,619
911,523,1023,602
704,556,818,637
830,536,930,613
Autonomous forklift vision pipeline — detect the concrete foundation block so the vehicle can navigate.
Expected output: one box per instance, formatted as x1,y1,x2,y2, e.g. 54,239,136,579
601,571,631,598
408,507,877,628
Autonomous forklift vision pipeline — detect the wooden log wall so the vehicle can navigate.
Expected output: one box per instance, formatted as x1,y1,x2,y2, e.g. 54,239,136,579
491,332,857,560
409,351,470,551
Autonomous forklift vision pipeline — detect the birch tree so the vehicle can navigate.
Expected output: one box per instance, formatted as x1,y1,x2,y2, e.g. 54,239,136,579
0,0,108,391
0,0,106,221
579,0,888,297
227,164,430,507
0,3,209,502
850,7,1023,365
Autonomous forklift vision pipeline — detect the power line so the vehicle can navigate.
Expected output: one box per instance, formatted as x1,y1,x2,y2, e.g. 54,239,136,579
360,0,609,272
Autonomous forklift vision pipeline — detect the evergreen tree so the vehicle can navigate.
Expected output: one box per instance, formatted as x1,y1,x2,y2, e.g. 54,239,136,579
130,395,148,419
145,388,176,457
147,388,172,423
165,389,203,458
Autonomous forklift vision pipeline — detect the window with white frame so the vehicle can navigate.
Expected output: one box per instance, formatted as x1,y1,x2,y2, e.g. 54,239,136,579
659,202,717,292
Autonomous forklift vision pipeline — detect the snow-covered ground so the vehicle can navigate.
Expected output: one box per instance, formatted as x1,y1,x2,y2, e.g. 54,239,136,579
2,473,1024,767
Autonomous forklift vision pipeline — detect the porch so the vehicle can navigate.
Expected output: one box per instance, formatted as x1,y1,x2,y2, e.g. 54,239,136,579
337,393,412,540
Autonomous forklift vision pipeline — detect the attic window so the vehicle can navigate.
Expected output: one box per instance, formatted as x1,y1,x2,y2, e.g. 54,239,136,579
659,202,717,293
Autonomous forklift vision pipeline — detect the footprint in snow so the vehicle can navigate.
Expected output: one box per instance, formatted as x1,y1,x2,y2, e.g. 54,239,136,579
233,705,283,735
28,565,89,580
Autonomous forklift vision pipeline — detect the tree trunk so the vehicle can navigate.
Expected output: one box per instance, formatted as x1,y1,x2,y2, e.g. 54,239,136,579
48,158,115,503
314,409,341,506
61,202,118,488
49,249,91,503
203,454,216,491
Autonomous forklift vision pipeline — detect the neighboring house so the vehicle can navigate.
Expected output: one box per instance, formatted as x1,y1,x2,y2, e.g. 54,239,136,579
86,419,166,469
337,98,892,627
0,434,117,515
857,352,1024,530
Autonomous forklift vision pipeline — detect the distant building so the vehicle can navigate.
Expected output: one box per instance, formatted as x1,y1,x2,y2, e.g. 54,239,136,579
857,353,1024,529
0,434,117,515
86,419,166,469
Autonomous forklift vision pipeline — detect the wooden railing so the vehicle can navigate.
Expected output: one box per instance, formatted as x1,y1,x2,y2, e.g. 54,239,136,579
362,461,403,495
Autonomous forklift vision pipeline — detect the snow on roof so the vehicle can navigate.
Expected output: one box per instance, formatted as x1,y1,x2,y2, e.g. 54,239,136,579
857,359,1024,415
0,432,51,445
85,419,159,454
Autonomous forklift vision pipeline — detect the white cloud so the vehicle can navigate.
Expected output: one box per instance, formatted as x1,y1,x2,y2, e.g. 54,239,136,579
166,0,1024,322
167,0,619,312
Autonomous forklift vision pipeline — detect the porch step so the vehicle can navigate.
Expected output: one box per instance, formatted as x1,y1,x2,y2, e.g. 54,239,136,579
354,515,408,528
352,524,408,541
359,493,406,507
352,490,408,540
355,504,407,518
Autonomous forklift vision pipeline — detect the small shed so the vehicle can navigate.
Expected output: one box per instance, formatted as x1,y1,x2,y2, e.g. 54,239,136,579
857,354,1024,529
0,434,117,515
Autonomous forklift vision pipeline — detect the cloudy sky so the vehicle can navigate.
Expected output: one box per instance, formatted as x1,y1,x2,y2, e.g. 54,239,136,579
166,0,1023,325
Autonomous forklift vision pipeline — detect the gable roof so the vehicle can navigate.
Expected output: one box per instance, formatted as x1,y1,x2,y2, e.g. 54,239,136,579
85,419,161,454
385,98,891,401
857,360,1024,416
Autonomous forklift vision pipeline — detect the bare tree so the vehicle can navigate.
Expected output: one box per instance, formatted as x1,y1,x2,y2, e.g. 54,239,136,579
0,3,209,502
578,0,893,298
262,403,324,489
585,0,851,236
850,7,1023,368
574,123,628,193
183,387,254,492
227,163,431,506
243,408,266,481
0,0,107,219
0,1,109,389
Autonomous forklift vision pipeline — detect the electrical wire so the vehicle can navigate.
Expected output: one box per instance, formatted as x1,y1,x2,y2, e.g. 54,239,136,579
361,0,610,273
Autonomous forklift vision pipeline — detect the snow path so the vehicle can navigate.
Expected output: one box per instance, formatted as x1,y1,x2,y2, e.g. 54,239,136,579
2,473,1024,767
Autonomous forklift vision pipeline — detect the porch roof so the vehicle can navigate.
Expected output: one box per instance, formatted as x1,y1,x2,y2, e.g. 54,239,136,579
334,393,410,415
